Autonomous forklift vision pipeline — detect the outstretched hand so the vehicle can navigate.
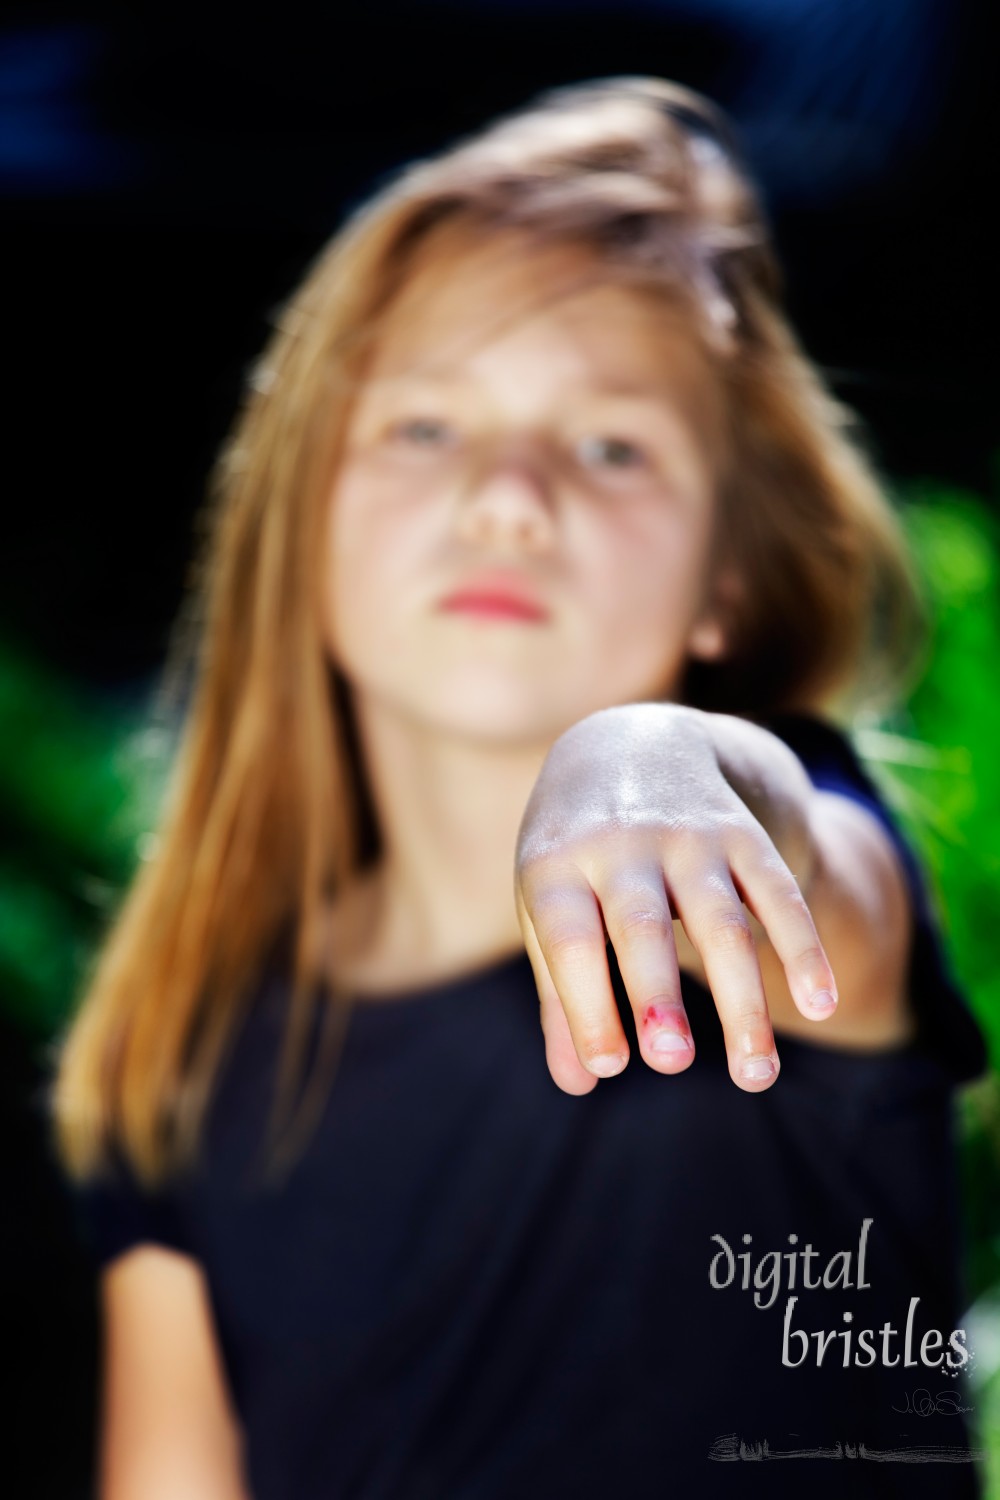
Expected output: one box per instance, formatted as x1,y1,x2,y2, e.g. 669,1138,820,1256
513,703,839,1095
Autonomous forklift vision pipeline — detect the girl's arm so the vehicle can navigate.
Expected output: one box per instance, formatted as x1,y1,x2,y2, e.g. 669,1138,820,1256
100,1248,250,1500
514,703,913,1095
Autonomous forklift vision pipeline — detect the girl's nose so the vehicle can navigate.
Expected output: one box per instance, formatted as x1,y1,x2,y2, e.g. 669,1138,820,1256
454,446,557,550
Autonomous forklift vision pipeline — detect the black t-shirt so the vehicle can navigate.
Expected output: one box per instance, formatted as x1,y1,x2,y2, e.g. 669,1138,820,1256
71,713,990,1499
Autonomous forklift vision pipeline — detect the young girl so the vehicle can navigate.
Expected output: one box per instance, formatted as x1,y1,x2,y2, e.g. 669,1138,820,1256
51,77,988,1498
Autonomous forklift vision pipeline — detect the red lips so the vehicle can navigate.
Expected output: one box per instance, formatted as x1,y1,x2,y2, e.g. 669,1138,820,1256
438,573,550,622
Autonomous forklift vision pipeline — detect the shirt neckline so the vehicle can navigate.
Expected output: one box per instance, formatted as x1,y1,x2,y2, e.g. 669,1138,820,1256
331,943,536,1013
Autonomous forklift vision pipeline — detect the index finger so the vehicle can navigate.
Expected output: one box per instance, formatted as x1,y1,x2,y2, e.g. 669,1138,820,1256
668,862,781,1090
727,831,839,1020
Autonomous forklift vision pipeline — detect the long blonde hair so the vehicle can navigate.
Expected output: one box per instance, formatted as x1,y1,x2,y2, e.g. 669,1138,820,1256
50,76,927,1189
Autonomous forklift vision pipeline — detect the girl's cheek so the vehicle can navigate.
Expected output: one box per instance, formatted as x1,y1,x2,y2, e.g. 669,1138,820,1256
583,517,682,597
356,457,454,515
338,485,446,587
332,467,418,541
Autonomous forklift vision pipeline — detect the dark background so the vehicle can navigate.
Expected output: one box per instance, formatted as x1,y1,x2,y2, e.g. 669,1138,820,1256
6,0,997,694
3,3,996,1495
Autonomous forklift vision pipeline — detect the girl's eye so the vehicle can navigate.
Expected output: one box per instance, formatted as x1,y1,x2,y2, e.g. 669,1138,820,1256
387,417,455,449
576,435,648,471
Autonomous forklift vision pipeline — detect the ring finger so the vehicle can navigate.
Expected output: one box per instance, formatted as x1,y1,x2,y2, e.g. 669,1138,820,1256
598,865,696,1073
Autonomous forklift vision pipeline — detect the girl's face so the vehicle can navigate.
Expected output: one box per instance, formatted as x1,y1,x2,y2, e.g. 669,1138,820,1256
322,227,734,746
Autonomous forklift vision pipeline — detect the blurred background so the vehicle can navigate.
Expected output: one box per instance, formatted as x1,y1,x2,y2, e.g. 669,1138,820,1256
4,2,998,1494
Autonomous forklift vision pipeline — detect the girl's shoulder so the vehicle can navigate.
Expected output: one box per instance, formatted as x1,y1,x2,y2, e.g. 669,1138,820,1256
67,964,282,1274
68,1138,194,1273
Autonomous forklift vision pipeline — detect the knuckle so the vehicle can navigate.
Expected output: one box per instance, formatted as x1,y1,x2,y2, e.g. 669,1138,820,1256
703,907,756,953
519,873,581,925
778,883,812,915
543,926,598,964
766,884,814,928
614,905,672,938
753,845,797,882
516,849,560,897
793,939,827,968
721,810,763,845
662,822,709,870
734,1006,771,1037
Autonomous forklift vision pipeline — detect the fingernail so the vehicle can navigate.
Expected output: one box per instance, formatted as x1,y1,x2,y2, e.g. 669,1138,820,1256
742,1055,776,1081
651,1031,692,1054
589,1053,627,1078
809,989,837,1015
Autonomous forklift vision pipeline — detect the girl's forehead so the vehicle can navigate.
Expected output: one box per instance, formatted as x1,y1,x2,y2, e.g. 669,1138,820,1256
366,231,719,400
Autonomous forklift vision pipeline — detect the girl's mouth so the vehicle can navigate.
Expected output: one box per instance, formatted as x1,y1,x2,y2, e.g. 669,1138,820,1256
439,592,548,621
437,578,550,621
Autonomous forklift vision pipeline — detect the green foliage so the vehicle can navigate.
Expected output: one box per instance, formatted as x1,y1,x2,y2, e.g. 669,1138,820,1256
0,638,171,1039
855,486,1000,1050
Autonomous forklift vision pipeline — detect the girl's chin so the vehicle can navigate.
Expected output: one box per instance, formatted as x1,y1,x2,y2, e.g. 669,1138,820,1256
353,663,680,740
404,691,587,746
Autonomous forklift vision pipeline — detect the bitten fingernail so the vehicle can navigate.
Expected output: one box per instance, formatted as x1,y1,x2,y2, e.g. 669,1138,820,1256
589,1053,627,1078
742,1056,776,1081
651,1031,692,1053
809,989,837,1014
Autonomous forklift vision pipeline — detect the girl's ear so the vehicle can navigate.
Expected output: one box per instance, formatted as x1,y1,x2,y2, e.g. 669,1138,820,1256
685,565,745,663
